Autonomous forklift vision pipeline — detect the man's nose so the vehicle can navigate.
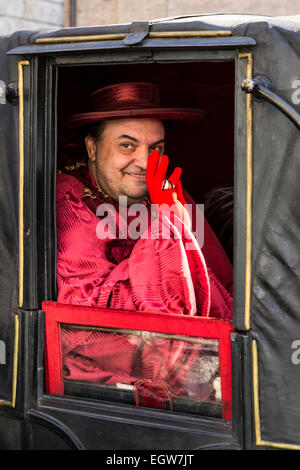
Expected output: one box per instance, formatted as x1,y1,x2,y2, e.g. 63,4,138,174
133,146,149,170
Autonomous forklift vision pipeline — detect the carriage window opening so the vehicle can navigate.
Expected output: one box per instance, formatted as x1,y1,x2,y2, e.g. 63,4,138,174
51,60,235,418
62,326,222,416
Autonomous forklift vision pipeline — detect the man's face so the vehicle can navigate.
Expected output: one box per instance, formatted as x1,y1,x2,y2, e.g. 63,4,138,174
85,118,165,205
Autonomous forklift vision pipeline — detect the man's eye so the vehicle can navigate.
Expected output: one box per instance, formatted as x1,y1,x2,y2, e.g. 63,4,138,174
151,145,164,154
121,143,133,150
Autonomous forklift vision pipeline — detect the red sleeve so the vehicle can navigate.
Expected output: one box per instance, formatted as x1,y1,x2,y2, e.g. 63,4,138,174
183,189,233,295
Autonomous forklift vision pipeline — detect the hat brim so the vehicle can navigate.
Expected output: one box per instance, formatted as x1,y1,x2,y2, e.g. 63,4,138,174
66,107,206,128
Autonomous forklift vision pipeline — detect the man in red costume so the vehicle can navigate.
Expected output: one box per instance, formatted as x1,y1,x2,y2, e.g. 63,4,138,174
56,82,233,409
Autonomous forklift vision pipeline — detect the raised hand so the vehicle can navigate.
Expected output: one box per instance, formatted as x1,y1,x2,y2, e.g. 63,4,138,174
146,150,191,228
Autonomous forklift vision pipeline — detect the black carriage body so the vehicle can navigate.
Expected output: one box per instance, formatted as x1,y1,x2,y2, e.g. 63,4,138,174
0,14,300,450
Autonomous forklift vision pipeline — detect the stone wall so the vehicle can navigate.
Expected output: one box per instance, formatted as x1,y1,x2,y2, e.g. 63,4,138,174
0,0,299,36
73,0,300,27
0,0,65,35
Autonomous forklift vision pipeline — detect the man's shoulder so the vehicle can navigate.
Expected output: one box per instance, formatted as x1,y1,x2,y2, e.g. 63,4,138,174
56,172,85,199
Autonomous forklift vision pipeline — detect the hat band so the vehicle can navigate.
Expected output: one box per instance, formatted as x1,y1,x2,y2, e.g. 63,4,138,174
92,99,158,112
91,82,160,111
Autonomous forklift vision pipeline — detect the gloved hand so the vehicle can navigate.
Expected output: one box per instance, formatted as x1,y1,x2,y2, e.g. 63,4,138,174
146,150,185,205
146,150,191,228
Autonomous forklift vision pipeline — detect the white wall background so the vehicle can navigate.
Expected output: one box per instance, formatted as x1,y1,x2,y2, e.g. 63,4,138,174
75,0,300,27
0,0,299,36
0,0,65,35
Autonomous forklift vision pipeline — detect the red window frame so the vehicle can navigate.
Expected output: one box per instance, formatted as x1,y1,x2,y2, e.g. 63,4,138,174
43,301,234,420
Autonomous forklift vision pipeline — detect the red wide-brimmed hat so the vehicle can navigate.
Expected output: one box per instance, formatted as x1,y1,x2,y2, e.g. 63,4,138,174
66,82,205,128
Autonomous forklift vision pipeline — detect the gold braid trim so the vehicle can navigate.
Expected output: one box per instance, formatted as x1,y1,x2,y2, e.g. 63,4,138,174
64,161,87,172
82,188,97,200
95,184,111,199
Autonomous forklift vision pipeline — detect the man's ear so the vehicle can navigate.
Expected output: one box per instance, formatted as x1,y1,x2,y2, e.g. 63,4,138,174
85,135,97,163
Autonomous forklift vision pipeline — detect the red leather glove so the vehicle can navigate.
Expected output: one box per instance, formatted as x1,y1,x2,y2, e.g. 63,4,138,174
146,150,186,207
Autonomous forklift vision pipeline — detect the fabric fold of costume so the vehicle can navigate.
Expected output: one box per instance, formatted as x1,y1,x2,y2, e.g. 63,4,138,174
56,165,233,408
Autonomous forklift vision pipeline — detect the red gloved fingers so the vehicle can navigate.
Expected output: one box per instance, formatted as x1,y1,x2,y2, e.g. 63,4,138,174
146,150,160,181
146,150,186,209
168,167,182,188
155,154,169,188
146,150,162,204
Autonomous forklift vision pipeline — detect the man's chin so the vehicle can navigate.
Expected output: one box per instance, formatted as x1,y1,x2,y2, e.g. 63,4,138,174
118,185,147,202
119,191,148,206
